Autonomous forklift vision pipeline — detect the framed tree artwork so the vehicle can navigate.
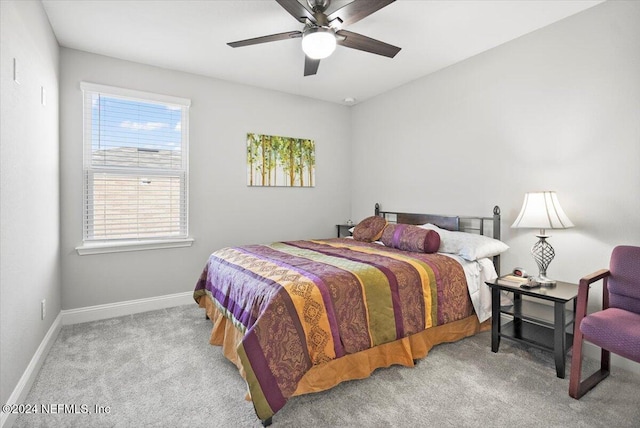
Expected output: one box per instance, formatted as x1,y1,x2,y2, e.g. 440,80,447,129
247,133,315,187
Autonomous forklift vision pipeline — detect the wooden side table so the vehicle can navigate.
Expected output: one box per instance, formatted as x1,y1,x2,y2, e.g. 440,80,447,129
486,279,579,378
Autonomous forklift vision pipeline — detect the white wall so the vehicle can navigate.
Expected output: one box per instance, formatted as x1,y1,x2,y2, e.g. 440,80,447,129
59,49,352,310
0,0,61,410
351,0,640,372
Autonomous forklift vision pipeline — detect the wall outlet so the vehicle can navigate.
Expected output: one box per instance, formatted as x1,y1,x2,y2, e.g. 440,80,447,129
41,299,46,320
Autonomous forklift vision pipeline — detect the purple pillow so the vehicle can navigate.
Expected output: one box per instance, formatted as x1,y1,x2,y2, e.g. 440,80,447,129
380,224,440,253
352,216,388,242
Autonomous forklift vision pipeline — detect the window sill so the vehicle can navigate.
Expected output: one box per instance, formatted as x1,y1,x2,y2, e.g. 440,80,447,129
76,238,194,256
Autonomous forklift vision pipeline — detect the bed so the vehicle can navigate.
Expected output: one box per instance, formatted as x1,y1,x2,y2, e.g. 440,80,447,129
193,204,505,426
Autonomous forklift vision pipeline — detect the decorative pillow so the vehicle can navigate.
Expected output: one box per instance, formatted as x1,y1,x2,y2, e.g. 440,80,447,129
380,224,440,253
352,216,388,242
420,223,509,261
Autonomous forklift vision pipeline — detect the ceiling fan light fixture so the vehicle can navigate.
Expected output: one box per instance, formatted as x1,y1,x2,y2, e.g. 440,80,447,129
301,27,336,59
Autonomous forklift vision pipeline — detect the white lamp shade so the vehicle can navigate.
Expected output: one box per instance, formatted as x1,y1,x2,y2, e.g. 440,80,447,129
511,191,574,230
301,27,336,60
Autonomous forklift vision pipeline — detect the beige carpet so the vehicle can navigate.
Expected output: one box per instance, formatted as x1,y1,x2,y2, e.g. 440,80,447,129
14,304,640,427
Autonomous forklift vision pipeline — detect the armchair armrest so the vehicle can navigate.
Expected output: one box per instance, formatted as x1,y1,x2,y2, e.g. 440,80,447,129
580,269,610,287
575,268,610,326
569,268,612,399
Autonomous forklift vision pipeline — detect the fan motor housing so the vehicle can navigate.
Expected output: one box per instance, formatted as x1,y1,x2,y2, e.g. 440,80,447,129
308,0,331,13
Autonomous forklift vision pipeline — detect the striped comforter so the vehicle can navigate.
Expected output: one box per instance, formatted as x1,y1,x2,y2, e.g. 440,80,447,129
193,238,472,420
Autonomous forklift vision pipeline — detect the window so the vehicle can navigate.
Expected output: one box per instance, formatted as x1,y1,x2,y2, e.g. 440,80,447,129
80,82,191,253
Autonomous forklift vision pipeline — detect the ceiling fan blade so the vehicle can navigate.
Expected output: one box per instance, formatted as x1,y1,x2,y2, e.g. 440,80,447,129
275,0,316,24
227,31,302,48
336,30,400,58
304,56,320,76
327,0,395,30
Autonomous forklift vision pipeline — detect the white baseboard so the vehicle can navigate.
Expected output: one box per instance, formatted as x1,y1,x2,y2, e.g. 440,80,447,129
1,313,62,428
61,291,194,325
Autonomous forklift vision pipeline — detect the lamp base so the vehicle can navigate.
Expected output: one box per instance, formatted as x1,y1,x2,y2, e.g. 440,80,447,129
533,274,557,288
531,235,557,288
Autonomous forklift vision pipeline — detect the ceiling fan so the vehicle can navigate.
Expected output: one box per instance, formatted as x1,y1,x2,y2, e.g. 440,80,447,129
227,0,401,76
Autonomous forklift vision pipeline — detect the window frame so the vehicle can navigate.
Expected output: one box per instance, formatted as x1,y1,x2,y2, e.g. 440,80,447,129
76,82,193,255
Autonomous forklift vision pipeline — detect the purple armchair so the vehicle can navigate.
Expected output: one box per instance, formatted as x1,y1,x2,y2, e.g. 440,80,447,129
569,245,640,399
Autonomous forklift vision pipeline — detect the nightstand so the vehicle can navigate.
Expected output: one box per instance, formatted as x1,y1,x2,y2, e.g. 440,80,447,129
486,279,578,378
336,224,353,238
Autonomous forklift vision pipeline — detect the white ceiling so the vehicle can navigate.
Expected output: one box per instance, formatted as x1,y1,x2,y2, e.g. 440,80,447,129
42,0,603,105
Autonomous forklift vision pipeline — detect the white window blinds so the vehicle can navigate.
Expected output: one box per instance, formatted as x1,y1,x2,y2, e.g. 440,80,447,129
81,82,190,242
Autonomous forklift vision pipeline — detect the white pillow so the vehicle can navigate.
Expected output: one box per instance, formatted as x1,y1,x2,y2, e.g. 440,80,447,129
420,223,509,261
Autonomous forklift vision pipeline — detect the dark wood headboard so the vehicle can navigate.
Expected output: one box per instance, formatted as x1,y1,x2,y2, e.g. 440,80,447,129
374,203,502,273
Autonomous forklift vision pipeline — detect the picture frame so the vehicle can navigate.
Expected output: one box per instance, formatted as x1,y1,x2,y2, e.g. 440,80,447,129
247,133,315,187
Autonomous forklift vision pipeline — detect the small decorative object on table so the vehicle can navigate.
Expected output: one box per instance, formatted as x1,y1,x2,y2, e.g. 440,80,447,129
520,278,542,290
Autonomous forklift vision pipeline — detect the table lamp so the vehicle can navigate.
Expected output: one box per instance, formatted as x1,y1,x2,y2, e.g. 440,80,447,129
511,191,574,287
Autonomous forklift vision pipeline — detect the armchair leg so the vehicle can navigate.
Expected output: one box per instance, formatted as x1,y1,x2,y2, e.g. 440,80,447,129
569,332,611,399
569,330,584,398
600,348,611,373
